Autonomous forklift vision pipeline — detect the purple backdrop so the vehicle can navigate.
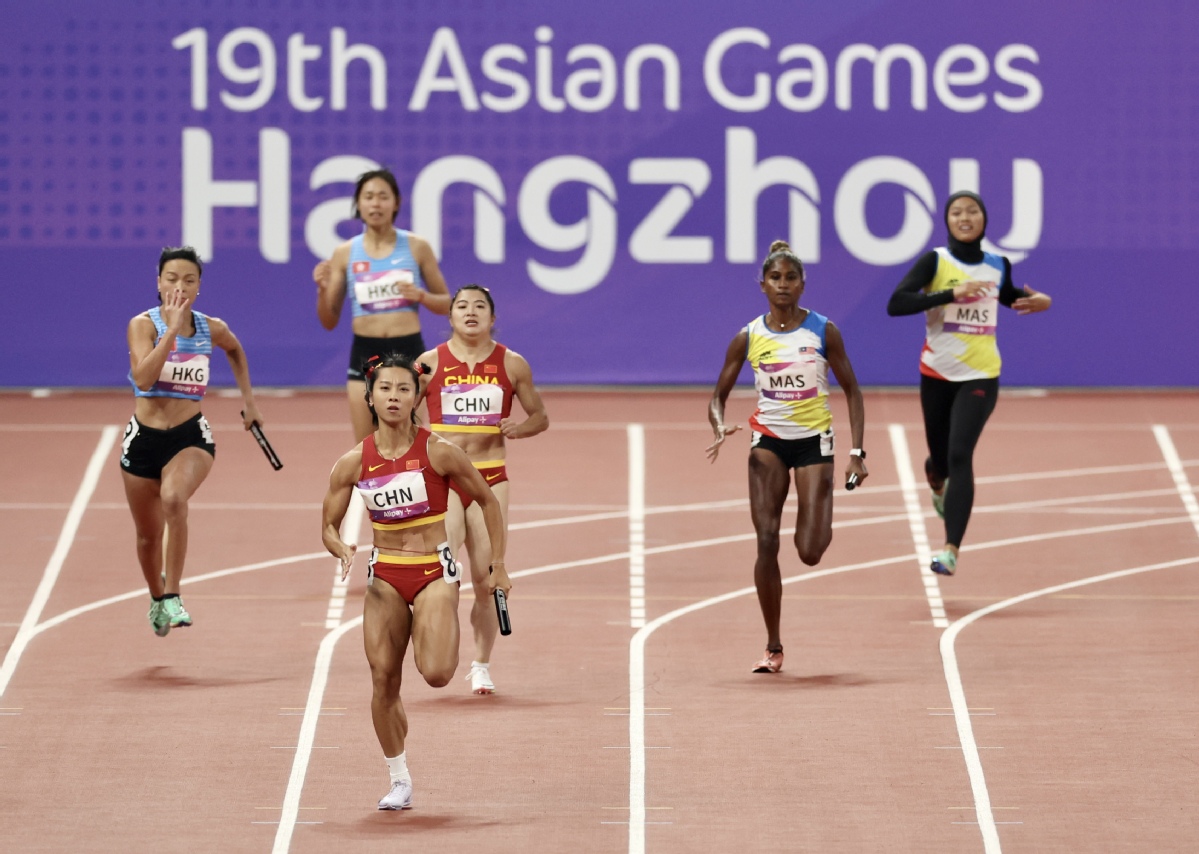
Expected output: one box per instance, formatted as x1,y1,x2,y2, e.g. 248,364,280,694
2,0,1196,387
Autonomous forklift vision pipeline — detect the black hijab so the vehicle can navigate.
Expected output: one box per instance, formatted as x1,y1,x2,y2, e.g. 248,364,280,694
944,191,987,263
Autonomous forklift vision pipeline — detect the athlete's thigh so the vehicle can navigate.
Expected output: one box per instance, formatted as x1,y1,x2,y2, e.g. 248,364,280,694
748,448,791,533
346,380,373,442
948,379,998,454
363,580,412,674
792,462,834,531
121,471,162,530
411,578,460,662
159,446,215,501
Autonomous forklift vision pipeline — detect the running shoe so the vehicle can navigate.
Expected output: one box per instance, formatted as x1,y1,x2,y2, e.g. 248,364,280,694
162,596,192,628
377,779,413,810
751,649,784,674
931,483,947,520
930,550,957,577
148,599,171,637
924,458,947,519
466,661,495,695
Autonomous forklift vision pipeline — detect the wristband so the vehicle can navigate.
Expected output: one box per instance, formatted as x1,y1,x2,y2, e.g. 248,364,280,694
849,448,866,459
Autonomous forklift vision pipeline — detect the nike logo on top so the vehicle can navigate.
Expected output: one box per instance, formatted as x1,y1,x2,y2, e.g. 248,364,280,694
443,365,460,373
368,463,386,472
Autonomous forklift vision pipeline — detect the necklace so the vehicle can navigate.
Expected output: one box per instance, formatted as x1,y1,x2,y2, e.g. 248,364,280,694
769,313,801,332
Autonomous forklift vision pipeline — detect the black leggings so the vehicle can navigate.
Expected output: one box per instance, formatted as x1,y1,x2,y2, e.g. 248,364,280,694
920,375,999,547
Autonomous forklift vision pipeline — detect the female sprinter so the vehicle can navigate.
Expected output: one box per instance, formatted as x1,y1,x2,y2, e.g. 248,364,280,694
321,353,512,810
707,240,868,674
887,191,1051,576
122,246,264,636
313,167,452,441
416,285,548,694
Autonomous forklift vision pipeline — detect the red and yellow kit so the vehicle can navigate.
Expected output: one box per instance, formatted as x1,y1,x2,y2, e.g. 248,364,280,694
425,342,515,434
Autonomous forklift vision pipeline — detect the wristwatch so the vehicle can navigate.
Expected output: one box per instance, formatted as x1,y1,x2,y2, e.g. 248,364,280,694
849,448,866,459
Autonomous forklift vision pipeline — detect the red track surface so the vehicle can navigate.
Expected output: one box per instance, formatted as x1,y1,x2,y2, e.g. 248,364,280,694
1,389,1196,853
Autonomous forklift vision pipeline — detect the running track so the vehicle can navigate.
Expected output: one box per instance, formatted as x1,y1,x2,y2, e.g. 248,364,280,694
1,389,1196,853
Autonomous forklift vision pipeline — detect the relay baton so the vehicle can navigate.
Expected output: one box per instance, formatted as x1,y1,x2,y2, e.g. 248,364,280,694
242,411,283,470
493,589,512,636
846,473,860,491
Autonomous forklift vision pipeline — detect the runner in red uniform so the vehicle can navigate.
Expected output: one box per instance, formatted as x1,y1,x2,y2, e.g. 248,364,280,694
417,285,548,694
321,353,511,810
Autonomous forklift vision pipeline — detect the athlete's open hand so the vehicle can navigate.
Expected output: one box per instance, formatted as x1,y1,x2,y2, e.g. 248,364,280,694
1013,285,1052,315
160,288,194,334
706,424,742,462
336,542,358,581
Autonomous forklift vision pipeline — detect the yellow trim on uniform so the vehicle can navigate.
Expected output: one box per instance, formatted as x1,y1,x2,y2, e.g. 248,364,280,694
432,424,502,434
372,551,440,565
472,459,504,471
372,511,447,532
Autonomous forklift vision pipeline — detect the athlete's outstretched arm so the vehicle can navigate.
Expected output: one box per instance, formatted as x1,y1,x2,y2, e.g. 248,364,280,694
707,328,749,462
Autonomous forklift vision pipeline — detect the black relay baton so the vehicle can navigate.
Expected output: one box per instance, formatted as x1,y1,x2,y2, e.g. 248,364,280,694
492,569,512,636
242,411,283,470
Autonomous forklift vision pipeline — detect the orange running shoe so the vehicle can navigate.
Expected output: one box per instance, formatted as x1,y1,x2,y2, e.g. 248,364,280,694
752,649,784,673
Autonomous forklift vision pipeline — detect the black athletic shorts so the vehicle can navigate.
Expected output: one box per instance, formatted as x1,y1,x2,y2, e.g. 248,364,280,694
119,413,215,479
749,429,834,469
347,332,426,381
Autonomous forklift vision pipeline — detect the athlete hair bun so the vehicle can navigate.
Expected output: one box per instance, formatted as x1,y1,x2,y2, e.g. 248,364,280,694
415,361,432,376
769,239,791,253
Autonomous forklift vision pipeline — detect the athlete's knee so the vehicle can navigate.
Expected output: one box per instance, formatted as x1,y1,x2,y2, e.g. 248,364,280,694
158,491,189,522
419,658,457,688
754,526,781,556
794,530,830,566
369,665,402,700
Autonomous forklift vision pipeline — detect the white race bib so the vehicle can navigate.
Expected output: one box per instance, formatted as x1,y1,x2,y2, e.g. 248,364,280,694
154,353,209,397
357,469,430,522
439,383,505,427
759,359,819,402
943,289,998,335
354,269,416,313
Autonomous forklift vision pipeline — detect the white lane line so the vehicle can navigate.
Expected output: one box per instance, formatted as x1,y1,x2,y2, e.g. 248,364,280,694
940,554,1199,853
1153,425,1199,539
272,615,362,854
0,426,117,702
325,499,365,628
888,424,948,628
627,551,914,854
628,424,646,629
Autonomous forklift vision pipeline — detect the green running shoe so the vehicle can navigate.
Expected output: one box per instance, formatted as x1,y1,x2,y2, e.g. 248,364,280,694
148,599,171,637
932,480,948,519
930,550,957,577
162,596,192,629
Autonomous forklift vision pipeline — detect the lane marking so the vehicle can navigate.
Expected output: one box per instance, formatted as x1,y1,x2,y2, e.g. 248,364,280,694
0,426,117,702
1153,425,1199,539
325,497,364,628
939,554,1199,853
627,551,912,854
628,424,646,628
888,424,948,628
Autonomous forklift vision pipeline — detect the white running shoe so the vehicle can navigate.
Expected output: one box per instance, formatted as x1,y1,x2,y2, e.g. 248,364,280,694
465,661,495,695
377,779,413,810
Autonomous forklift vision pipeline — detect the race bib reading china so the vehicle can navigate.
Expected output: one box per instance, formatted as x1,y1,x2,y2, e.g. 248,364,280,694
944,289,998,335
153,353,209,397
440,383,505,427
759,359,818,401
357,469,430,522
354,269,417,313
